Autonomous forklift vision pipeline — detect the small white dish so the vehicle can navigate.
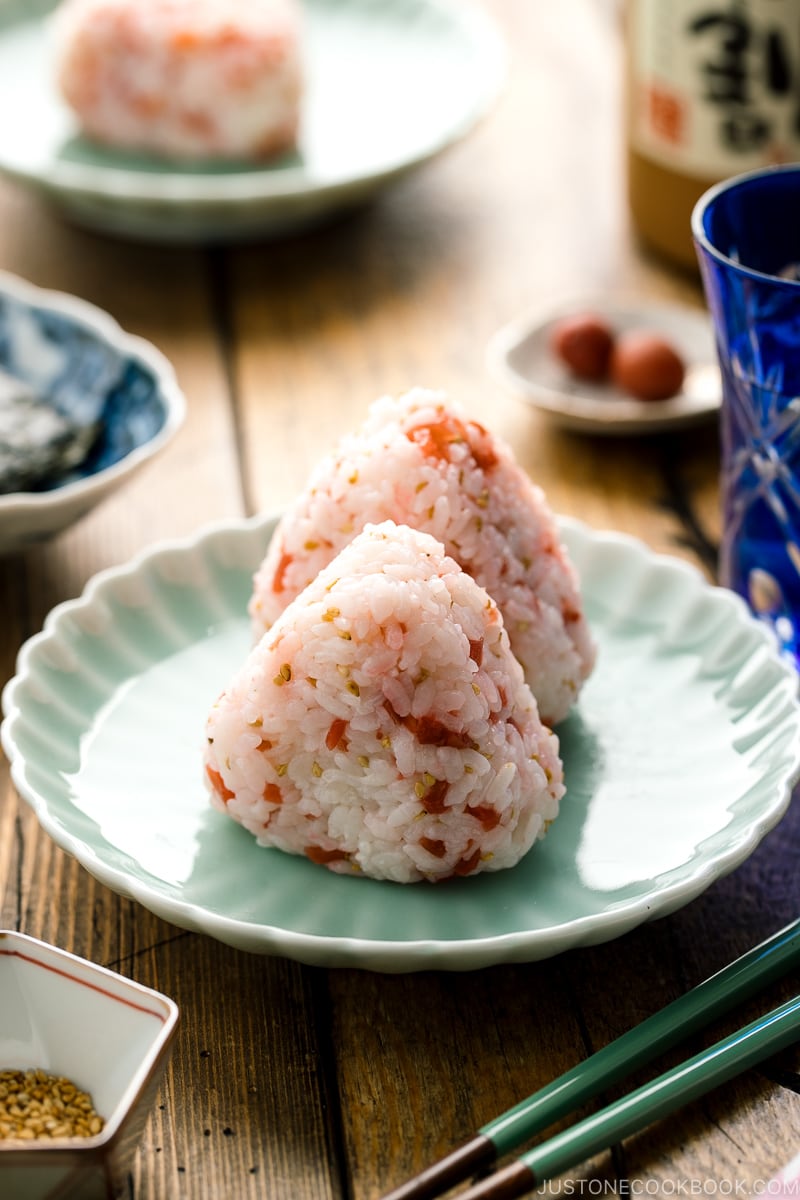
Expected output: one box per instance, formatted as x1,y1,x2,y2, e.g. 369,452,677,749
0,0,506,242
0,270,185,552
0,929,179,1200
2,513,799,973
487,297,722,435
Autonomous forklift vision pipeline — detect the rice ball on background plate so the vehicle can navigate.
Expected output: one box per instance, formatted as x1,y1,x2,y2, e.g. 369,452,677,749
250,388,596,726
54,0,303,161
204,521,565,884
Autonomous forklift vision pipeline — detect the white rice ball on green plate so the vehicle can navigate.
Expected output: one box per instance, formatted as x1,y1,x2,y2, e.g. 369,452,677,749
205,521,564,884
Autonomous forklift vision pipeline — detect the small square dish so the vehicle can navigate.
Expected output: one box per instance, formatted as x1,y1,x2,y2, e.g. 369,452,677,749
0,930,179,1200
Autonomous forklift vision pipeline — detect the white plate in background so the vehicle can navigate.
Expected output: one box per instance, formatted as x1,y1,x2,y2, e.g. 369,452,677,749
0,0,506,242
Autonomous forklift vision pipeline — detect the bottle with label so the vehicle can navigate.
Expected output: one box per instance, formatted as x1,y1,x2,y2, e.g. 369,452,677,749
627,0,800,271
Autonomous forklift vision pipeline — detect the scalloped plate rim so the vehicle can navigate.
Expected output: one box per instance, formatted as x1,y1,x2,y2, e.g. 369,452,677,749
3,513,799,972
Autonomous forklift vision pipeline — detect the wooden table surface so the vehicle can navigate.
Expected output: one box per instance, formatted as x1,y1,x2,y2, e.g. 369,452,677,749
1,2,799,1197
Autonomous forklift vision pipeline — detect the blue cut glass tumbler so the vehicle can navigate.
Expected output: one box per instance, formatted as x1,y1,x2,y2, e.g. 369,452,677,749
693,165,800,666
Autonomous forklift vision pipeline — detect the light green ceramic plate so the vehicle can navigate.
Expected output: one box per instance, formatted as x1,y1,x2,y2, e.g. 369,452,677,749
0,0,505,241
3,514,800,973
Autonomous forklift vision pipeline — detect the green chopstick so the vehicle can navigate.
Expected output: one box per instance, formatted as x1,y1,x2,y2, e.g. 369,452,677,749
457,990,800,1200
381,917,800,1200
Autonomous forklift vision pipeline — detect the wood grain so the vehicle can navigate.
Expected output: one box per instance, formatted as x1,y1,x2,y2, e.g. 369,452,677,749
0,3,798,1199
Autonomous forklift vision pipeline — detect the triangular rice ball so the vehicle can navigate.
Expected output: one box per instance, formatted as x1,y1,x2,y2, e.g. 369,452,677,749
206,521,564,884
250,389,595,725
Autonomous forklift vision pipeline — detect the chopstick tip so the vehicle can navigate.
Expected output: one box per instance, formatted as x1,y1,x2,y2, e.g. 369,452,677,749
457,1159,537,1200
378,1134,496,1200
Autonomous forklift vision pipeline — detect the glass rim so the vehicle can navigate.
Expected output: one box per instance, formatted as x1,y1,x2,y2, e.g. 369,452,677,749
691,163,800,288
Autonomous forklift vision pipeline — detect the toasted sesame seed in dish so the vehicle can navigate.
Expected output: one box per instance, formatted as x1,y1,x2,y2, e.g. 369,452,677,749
0,1068,104,1141
0,930,178,1195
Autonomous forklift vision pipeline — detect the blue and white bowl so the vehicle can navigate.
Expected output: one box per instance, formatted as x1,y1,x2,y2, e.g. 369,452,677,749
0,270,185,552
